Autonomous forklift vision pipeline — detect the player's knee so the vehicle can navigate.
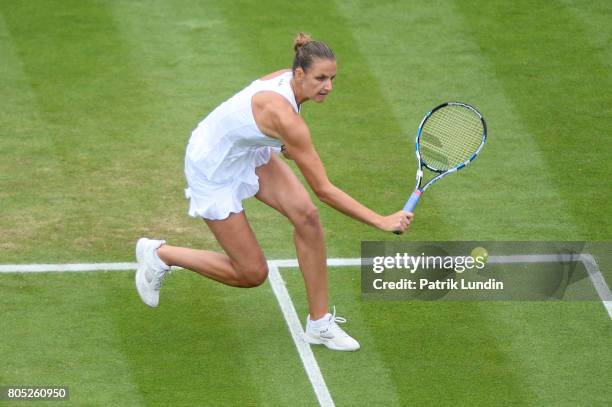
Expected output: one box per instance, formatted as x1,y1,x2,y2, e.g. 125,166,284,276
237,262,269,288
291,204,321,230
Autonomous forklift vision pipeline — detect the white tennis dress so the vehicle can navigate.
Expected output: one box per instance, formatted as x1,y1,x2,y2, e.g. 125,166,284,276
184,71,299,220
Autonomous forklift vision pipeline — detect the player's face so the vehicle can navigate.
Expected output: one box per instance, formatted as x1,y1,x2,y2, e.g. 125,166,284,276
297,58,337,103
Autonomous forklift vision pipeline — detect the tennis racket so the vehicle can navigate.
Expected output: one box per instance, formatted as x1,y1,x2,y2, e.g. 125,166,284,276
398,102,487,225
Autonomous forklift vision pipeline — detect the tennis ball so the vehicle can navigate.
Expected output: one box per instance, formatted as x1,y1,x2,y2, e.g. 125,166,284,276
470,246,488,264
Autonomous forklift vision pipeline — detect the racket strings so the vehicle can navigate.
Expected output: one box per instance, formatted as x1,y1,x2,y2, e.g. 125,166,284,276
422,122,481,160
420,105,484,171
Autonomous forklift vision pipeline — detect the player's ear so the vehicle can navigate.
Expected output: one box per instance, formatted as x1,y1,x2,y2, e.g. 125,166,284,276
294,67,305,82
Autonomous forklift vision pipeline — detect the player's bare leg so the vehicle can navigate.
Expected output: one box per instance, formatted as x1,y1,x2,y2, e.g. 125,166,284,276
255,155,359,351
255,154,329,319
157,212,269,288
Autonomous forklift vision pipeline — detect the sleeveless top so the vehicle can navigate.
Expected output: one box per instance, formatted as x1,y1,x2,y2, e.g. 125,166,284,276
183,70,299,219
186,71,299,182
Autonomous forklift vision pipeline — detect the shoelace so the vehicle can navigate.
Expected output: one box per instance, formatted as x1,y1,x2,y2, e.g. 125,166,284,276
330,306,346,323
326,306,349,337
153,269,169,290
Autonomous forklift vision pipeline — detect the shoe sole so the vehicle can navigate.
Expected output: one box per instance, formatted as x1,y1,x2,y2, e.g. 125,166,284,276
304,333,360,351
135,238,158,308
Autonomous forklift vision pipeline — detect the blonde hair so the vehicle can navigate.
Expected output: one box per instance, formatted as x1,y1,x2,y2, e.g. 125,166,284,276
292,32,335,73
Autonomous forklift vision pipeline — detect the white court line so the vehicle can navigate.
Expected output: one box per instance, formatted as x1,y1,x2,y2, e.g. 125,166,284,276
580,254,612,319
267,264,335,407
1,255,609,320
488,254,582,263
0,262,137,272
0,258,358,273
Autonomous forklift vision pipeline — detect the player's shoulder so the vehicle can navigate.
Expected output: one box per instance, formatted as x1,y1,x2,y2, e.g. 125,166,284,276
252,90,303,140
252,68,296,116
252,90,297,118
259,68,291,81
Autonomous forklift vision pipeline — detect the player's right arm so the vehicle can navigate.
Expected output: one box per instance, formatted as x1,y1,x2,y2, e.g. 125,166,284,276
254,93,412,233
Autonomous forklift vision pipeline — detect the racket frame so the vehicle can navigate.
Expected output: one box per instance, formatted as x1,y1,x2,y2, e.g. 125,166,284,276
413,101,487,192
402,101,487,214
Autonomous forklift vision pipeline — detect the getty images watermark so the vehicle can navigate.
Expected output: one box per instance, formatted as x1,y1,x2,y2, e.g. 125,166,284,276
361,241,610,301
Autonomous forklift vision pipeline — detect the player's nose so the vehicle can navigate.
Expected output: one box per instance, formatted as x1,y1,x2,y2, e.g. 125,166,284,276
324,79,333,92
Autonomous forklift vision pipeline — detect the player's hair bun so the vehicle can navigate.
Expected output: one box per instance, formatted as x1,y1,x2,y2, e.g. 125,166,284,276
291,32,335,73
293,32,312,52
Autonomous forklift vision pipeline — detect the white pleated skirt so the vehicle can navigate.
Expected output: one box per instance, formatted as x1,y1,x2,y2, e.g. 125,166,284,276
184,142,280,220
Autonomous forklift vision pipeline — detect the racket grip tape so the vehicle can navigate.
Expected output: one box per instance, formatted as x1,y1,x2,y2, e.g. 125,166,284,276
393,190,421,235
402,190,422,213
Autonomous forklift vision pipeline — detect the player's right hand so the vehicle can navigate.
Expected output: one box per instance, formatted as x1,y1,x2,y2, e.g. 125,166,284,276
379,211,413,234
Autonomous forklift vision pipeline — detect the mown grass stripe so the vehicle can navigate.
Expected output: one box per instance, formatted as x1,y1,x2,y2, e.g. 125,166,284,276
0,0,183,264
0,11,64,261
454,0,612,240
0,273,147,405
0,11,147,403
560,0,612,66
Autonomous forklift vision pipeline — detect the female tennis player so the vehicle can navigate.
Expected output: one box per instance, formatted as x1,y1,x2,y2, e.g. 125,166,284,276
135,33,413,351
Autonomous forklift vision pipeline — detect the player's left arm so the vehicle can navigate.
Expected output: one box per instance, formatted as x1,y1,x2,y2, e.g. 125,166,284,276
267,100,411,232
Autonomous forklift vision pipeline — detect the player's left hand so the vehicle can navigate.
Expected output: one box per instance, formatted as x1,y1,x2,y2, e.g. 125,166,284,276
381,210,413,234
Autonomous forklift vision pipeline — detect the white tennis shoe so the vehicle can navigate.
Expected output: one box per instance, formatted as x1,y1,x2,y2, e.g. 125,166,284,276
304,307,360,351
135,238,169,307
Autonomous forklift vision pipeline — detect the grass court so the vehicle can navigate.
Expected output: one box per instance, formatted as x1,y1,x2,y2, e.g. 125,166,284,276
1,0,611,405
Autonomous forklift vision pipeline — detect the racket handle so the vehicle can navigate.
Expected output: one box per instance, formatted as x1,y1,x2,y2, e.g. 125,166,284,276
402,190,422,213
393,190,421,235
